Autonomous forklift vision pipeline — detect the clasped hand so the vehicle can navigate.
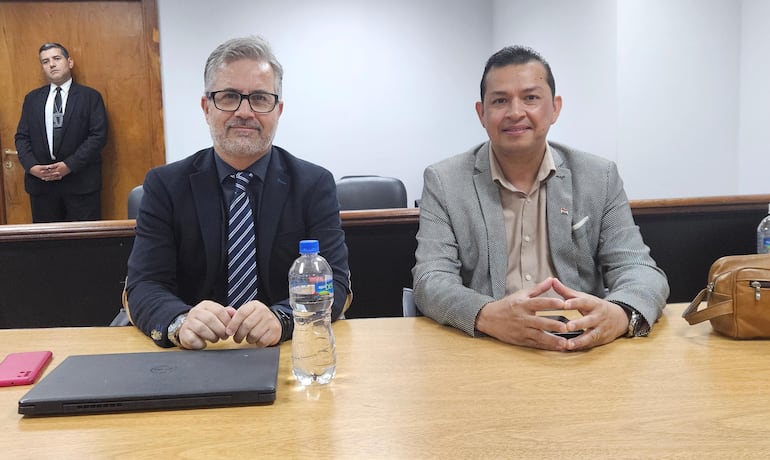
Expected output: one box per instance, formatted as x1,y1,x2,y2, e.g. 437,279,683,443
474,277,629,351
176,300,281,349
31,162,71,181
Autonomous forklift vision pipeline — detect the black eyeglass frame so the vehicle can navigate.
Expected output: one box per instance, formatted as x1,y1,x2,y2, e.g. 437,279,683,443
207,90,279,113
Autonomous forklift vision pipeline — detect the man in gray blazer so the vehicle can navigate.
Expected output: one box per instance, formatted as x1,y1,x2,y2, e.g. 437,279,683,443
412,46,668,351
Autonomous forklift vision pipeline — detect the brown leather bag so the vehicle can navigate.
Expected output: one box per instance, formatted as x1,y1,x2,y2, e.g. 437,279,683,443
683,254,770,338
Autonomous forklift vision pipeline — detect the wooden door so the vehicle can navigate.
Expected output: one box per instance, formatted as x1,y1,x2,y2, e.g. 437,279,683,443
0,0,165,223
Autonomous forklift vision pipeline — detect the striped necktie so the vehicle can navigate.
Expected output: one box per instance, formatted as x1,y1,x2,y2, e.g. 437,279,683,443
227,171,258,308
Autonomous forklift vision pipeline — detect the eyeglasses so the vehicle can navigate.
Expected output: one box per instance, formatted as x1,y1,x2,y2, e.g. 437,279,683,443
208,90,279,113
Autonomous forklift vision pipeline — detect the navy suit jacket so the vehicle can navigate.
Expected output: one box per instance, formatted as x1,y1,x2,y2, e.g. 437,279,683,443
15,82,107,194
126,146,351,347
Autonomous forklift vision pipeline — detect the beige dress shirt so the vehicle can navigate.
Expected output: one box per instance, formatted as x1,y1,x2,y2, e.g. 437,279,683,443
489,144,558,296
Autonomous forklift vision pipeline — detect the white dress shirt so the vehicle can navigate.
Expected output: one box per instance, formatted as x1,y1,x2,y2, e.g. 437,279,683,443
45,78,72,159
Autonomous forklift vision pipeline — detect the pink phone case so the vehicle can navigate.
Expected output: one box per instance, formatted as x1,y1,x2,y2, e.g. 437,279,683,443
0,351,53,386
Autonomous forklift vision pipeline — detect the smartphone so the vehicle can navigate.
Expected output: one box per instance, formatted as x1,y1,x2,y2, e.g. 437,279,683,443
0,351,53,386
543,315,584,339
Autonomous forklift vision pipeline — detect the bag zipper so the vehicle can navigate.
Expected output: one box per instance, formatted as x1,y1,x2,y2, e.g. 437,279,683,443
750,280,770,301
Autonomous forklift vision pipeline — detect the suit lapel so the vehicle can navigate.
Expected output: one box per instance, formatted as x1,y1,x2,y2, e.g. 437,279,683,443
190,149,225,292
60,83,79,137
546,146,580,288
474,143,507,299
257,148,290,293
33,87,49,131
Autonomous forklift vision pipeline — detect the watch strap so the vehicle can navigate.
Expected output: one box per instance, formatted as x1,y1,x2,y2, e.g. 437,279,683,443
610,301,650,337
269,306,293,343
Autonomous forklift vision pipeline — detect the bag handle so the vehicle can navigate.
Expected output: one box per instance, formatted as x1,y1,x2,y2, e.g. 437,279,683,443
682,288,734,325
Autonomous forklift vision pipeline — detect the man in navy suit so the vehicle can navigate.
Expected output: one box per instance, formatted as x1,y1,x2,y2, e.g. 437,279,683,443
126,36,351,349
15,43,107,222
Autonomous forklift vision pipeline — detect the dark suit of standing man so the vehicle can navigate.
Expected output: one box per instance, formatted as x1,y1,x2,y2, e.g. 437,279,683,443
15,42,107,222
126,36,351,349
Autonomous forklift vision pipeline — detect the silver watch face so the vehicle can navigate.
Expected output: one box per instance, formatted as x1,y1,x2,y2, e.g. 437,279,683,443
167,314,187,345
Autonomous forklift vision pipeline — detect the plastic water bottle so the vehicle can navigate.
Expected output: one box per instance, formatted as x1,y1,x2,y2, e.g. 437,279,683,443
289,239,336,385
758,204,770,254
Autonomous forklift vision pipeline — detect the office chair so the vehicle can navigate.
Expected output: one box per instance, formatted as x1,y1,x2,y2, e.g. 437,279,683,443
335,175,407,211
110,309,131,326
127,185,144,219
118,185,143,325
402,287,423,317
109,279,132,326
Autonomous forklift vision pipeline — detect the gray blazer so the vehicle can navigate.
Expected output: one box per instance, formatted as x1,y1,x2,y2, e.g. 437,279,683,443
412,141,669,336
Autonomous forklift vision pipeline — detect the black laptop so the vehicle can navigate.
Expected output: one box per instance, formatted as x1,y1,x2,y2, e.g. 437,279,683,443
18,347,279,416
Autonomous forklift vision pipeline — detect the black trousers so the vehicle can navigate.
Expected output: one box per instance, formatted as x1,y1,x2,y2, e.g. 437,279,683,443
30,188,101,223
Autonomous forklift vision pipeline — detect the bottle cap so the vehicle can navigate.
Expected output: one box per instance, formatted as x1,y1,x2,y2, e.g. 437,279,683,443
299,239,319,254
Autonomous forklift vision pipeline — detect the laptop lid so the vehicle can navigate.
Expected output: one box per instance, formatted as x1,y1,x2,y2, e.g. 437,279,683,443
18,347,279,416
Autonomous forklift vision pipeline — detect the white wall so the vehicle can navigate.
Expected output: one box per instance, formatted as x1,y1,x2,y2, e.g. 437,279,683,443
492,0,619,163
157,0,768,203
616,0,741,199
493,0,742,200
739,0,770,195
157,0,491,206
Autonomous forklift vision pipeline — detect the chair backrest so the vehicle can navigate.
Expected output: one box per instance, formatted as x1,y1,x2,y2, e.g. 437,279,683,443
127,185,144,219
402,287,422,317
335,175,407,211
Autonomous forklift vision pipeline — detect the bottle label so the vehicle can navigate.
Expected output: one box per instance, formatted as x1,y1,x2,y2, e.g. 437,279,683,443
763,237,770,253
313,276,334,296
292,275,334,298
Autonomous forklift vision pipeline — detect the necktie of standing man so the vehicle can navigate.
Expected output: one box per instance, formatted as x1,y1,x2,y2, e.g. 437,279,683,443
227,171,258,308
52,86,63,157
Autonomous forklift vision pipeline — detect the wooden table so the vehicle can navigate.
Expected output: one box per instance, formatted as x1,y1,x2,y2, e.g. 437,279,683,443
1,303,770,459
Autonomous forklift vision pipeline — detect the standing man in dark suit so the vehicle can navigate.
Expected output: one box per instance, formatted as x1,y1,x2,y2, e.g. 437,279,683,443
15,43,107,222
126,36,351,349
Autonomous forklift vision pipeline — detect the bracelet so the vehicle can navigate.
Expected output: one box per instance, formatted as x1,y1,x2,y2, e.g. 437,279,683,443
269,307,293,342
167,313,188,347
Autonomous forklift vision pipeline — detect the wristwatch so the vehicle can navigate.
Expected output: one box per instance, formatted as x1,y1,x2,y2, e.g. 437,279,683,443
167,313,188,347
269,306,294,343
611,301,650,337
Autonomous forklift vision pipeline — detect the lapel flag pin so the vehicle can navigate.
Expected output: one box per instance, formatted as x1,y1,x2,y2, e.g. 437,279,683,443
560,207,569,215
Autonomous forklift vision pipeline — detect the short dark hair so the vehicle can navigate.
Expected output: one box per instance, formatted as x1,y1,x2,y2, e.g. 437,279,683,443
480,46,555,101
39,43,70,59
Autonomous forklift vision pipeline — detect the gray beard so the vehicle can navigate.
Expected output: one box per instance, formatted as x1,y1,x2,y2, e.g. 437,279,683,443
210,127,272,158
